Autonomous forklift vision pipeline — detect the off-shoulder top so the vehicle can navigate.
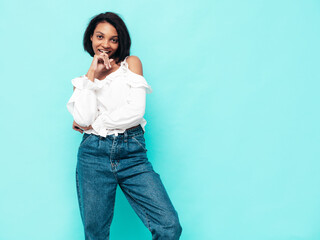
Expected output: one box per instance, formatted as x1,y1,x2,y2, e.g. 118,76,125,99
66,57,152,137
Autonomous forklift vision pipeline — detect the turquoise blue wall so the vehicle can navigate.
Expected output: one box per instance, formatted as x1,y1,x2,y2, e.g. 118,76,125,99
1,0,320,239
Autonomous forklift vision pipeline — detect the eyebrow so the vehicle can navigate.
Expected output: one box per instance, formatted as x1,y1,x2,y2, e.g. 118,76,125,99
96,31,118,37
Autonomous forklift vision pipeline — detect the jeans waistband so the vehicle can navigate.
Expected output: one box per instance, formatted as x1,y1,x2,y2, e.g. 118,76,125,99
101,125,144,139
119,125,143,136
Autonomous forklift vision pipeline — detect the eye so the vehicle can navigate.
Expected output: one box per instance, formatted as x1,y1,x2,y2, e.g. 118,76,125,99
97,35,103,39
111,38,119,43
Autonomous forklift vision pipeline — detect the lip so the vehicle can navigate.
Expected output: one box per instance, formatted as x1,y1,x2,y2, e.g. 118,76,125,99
98,49,111,54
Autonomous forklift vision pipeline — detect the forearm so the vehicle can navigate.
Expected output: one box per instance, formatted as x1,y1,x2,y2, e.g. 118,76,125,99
67,76,100,127
86,69,95,82
92,106,144,130
92,88,146,131
72,89,98,126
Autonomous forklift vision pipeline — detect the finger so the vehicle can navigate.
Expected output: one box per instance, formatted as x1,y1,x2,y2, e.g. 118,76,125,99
104,57,110,69
73,122,85,131
75,123,91,131
74,121,84,128
96,54,105,65
109,59,114,65
103,54,111,68
92,55,100,69
73,126,83,133
108,58,112,68
73,124,81,130
74,125,82,130
100,53,108,69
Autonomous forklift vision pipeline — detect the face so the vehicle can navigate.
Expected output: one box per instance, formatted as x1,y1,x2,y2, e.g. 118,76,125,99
90,21,119,59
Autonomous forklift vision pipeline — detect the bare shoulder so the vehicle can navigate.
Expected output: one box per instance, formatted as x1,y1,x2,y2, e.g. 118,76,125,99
126,55,143,76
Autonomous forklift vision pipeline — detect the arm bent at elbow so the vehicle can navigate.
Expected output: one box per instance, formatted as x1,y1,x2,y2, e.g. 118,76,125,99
67,88,98,127
92,87,147,131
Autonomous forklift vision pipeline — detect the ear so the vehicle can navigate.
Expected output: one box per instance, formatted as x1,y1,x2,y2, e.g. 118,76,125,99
90,35,93,41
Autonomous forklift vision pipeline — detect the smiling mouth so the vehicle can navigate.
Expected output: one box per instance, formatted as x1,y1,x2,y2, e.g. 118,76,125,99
98,49,111,54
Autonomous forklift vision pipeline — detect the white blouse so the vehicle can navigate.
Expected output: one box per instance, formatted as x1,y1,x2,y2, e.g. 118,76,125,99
66,57,152,137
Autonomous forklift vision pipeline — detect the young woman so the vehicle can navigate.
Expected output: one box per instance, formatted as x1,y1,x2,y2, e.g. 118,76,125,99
67,12,182,240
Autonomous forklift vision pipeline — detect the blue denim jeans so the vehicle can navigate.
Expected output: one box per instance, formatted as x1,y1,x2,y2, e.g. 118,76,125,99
76,125,182,240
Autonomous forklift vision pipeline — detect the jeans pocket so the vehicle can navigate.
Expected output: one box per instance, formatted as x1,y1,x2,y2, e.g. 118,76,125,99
79,133,91,147
131,135,147,152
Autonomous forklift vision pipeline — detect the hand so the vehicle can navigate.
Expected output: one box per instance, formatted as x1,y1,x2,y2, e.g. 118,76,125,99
94,51,114,70
72,121,93,134
86,52,114,81
99,51,114,70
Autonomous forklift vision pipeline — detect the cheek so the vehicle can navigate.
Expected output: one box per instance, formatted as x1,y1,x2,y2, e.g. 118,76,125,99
112,43,119,50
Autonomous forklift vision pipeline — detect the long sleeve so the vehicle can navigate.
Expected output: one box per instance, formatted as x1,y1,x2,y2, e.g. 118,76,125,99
91,74,152,133
66,76,100,127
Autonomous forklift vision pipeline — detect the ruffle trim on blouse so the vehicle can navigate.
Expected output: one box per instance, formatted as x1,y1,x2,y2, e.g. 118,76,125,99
71,75,111,90
121,57,152,94
71,57,152,93
125,71,152,94
66,90,80,114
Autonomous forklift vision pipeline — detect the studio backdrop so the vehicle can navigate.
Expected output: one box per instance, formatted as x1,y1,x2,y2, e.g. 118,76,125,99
0,0,319,239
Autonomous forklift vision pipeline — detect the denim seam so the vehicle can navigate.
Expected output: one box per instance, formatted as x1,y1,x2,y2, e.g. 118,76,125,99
132,136,147,152
130,132,144,138
122,188,152,232
109,137,120,181
75,169,84,220
110,137,118,171
106,205,115,234
79,134,91,147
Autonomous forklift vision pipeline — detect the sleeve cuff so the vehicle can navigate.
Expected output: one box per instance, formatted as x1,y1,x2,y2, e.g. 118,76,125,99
92,116,104,133
71,75,103,90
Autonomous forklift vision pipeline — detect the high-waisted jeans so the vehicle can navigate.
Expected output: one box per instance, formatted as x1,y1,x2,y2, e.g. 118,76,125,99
76,125,182,240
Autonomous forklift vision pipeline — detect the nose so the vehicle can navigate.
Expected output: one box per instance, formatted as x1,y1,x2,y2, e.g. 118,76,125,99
102,40,110,48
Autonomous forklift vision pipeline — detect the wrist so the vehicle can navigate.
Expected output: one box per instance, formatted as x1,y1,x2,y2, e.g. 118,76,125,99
86,69,95,82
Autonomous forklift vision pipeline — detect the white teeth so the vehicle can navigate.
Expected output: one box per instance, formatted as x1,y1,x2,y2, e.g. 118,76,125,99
98,49,110,54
